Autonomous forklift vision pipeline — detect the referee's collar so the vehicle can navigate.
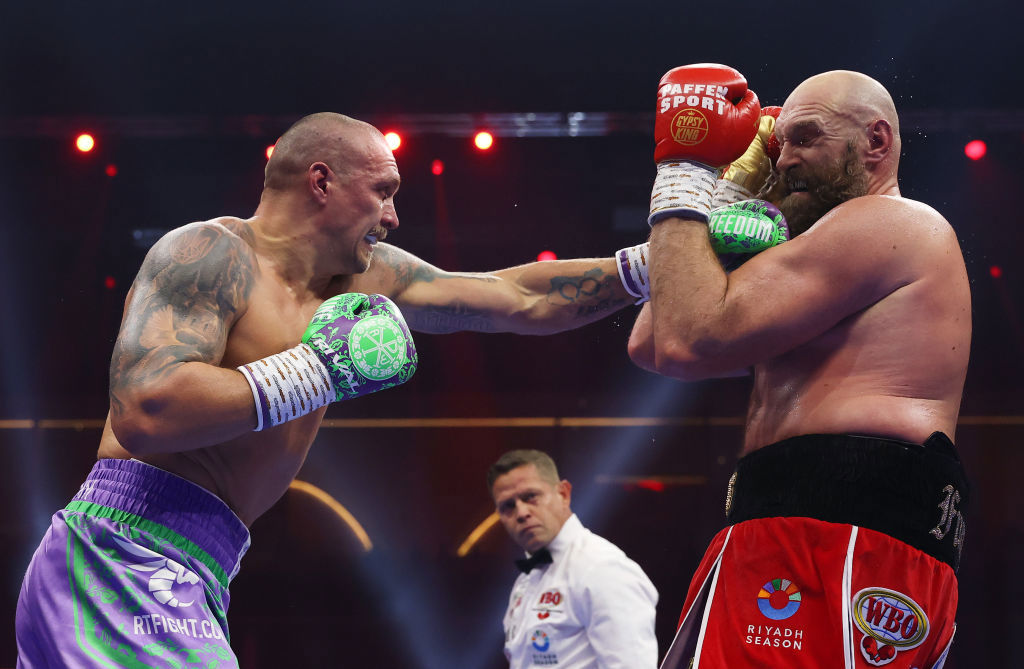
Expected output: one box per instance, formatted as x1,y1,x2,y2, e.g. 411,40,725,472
533,513,580,560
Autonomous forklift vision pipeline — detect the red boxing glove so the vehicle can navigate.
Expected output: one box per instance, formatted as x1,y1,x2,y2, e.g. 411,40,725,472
649,64,760,225
654,64,761,167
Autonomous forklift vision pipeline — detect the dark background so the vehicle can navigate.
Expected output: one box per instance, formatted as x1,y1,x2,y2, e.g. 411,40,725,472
2,0,1023,666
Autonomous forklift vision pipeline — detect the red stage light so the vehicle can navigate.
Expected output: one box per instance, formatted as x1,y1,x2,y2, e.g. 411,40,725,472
635,479,666,493
384,132,402,151
474,131,494,151
964,140,986,160
75,133,95,153
990,265,1003,278
431,159,444,176
105,164,118,177
537,250,557,262
104,276,117,290
266,144,275,160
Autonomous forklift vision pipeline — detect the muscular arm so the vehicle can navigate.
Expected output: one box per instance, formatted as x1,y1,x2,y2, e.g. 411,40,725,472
109,222,259,454
645,196,925,379
367,243,635,334
629,303,751,378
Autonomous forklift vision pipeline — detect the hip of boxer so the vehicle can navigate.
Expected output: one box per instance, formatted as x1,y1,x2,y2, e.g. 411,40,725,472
660,432,968,669
16,458,250,668
726,432,969,571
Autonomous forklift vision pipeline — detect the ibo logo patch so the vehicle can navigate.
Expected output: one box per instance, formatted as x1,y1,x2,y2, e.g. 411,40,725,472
757,578,802,621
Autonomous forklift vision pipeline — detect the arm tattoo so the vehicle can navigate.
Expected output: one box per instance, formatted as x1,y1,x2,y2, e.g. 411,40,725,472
546,268,631,317
378,245,499,291
390,260,442,291
377,244,500,333
109,223,256,414
406,301,498,334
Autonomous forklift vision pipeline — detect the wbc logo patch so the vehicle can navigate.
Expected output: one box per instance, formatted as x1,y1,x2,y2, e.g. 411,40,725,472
852,588,929,666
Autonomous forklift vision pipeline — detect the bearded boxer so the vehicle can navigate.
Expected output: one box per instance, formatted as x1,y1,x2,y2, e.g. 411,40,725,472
14,111,676,668
629,68,970,668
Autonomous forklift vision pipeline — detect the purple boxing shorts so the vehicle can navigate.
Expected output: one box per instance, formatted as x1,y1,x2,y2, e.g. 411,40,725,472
16,458,250,668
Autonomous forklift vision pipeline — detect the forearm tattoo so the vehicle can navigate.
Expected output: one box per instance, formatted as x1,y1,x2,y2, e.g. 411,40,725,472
379,246,628,332
408,301,498,333
379,246,500,333
546,268,630,317
109,224,256,414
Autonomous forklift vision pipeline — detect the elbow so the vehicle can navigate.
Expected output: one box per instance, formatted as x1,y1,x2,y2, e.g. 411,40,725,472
108,391,174,456
651,337,722,382
627,334,658,374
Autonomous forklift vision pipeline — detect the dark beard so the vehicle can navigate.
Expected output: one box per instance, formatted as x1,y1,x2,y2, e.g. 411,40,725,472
756,145,869,237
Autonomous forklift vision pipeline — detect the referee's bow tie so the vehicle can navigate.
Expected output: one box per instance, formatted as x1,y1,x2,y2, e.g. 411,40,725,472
515,547,553,574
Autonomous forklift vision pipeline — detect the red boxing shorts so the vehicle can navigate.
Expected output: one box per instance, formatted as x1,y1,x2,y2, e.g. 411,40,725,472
660,432,969,669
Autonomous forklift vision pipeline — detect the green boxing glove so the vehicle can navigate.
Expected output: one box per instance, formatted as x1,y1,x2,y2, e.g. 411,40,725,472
709,199,789,270
238,293,418,431
616,199,789,303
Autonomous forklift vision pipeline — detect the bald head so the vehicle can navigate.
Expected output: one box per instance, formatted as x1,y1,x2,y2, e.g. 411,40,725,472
785,70,901,156
264,112,383,191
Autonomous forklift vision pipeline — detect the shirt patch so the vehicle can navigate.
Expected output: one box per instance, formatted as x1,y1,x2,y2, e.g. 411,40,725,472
535,589,565,619
538,590,563,606
531,629,559,665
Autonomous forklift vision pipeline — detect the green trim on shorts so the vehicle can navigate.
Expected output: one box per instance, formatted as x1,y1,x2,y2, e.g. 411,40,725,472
66,515,144,668
65,500,230,589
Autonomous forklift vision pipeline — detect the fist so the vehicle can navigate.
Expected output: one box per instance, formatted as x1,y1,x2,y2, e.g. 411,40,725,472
715,106,783,206
302,293,418,402
654,63,761,168
709,199,789,271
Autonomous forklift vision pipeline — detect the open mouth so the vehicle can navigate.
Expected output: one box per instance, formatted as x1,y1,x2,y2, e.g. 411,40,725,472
788,179,809,194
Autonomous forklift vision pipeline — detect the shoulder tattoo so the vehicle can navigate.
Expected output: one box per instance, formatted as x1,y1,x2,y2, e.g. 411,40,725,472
109,224,257,410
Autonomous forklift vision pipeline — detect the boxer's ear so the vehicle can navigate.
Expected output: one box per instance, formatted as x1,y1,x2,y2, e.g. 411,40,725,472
864,119,894,166
309,162,331,201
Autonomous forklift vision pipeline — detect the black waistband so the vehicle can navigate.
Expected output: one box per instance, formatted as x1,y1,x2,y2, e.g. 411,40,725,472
726,432,969,571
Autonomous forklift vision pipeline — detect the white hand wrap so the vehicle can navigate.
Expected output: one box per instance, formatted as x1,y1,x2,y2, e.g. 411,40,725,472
649,160,721,225
711,178,755,209
237,344,335,431
616,242,651,305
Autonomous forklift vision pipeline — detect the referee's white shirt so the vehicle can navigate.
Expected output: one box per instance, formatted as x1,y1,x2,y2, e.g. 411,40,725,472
502,514,659,668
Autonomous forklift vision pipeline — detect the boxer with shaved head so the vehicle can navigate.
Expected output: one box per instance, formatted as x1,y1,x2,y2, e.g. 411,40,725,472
15,111,644,667
631,69,970,668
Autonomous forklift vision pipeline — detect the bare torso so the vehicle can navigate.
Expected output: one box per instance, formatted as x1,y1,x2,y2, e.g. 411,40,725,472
743,198,971,455
97,217,395,525
96,211,629,524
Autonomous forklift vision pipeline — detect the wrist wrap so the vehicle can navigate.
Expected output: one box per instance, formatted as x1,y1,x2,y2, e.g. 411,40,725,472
237,344,334,431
